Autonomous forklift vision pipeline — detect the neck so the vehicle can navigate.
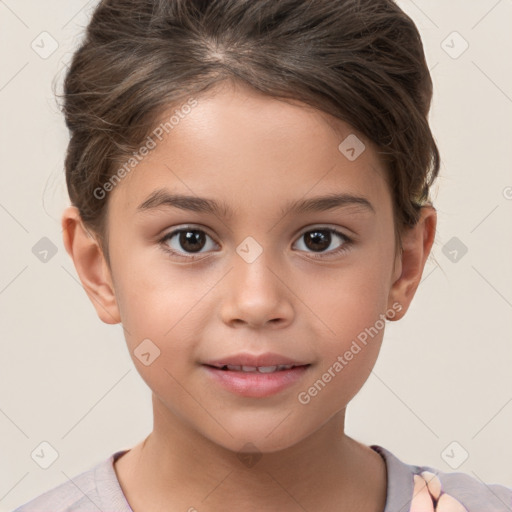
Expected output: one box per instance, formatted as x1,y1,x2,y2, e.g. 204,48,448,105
114,395,387,512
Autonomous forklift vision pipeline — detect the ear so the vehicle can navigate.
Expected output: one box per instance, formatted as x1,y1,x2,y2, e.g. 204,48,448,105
61,206,121,324
386,205,437,321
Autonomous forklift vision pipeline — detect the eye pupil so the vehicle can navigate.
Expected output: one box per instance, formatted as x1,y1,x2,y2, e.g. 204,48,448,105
304,230,331,252
180,230,206,253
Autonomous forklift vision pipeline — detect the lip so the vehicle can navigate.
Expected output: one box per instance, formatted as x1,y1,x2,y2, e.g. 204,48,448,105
203,351,310,368
202,364,311,398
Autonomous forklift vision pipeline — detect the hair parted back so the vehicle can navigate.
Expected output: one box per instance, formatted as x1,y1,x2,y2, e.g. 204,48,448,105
60,0,440,264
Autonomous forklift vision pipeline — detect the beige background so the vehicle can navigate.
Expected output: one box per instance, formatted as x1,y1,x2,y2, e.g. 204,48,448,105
1,1,511,510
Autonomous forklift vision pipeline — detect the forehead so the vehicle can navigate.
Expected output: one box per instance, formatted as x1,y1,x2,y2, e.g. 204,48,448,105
109,80,390,218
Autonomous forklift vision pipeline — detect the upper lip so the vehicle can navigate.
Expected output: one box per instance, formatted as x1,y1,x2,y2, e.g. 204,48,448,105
203,352,311,368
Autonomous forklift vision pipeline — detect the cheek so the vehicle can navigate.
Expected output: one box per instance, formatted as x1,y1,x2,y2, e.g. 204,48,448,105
299,290,387,414
113,267,204,395
114,241,198,318
303,256,392,337
303,341,381,416
112,252,203,353
296,250,391,394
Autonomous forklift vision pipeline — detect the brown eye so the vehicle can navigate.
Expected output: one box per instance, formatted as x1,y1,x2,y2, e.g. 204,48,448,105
294,227,353,258
160,227,218,258
303,230,332,252
177,230,206,253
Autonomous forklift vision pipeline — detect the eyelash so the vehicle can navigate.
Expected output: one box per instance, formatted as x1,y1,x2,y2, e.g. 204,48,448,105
158,225,354,261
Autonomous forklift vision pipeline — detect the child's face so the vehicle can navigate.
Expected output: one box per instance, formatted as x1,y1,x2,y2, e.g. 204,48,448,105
69,80,427,453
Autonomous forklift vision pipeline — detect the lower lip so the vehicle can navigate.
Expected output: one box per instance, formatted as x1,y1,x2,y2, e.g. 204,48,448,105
202,365,311,398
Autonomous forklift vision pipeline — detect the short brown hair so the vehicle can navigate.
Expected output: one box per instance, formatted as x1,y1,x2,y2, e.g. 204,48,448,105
60,0,440,265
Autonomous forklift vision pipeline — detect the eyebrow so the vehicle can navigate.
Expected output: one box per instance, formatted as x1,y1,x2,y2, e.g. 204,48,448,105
136,188,375,219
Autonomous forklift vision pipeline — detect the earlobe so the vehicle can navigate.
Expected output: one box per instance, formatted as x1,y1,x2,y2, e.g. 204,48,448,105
61,206,121,325
386,206,437,321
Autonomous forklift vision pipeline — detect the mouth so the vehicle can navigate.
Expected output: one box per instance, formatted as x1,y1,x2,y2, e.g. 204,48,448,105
201,363,312,398
204,363,310,373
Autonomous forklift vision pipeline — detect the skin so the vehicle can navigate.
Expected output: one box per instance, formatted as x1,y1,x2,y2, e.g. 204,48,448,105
62,79,436,512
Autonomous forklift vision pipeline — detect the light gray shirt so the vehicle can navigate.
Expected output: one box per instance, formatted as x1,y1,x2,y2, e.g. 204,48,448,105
12,445,512,511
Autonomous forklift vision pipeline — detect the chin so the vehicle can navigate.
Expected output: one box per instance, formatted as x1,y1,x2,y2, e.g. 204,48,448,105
204,425,308,456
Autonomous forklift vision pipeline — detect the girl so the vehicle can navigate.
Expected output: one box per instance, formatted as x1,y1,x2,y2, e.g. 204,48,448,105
14,0,512,511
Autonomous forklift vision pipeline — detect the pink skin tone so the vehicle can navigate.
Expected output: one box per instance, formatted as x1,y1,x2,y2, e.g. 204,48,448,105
62,79,436,511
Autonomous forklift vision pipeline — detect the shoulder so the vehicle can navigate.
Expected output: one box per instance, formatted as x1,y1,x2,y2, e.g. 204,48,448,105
12,465,101,512
371,445,512,512
12,451,132,512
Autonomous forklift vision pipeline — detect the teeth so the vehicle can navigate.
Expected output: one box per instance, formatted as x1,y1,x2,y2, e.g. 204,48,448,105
256,366,278,373
223,364,295,373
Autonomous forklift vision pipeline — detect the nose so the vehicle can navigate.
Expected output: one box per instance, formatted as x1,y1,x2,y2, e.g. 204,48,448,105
218,247,295,329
